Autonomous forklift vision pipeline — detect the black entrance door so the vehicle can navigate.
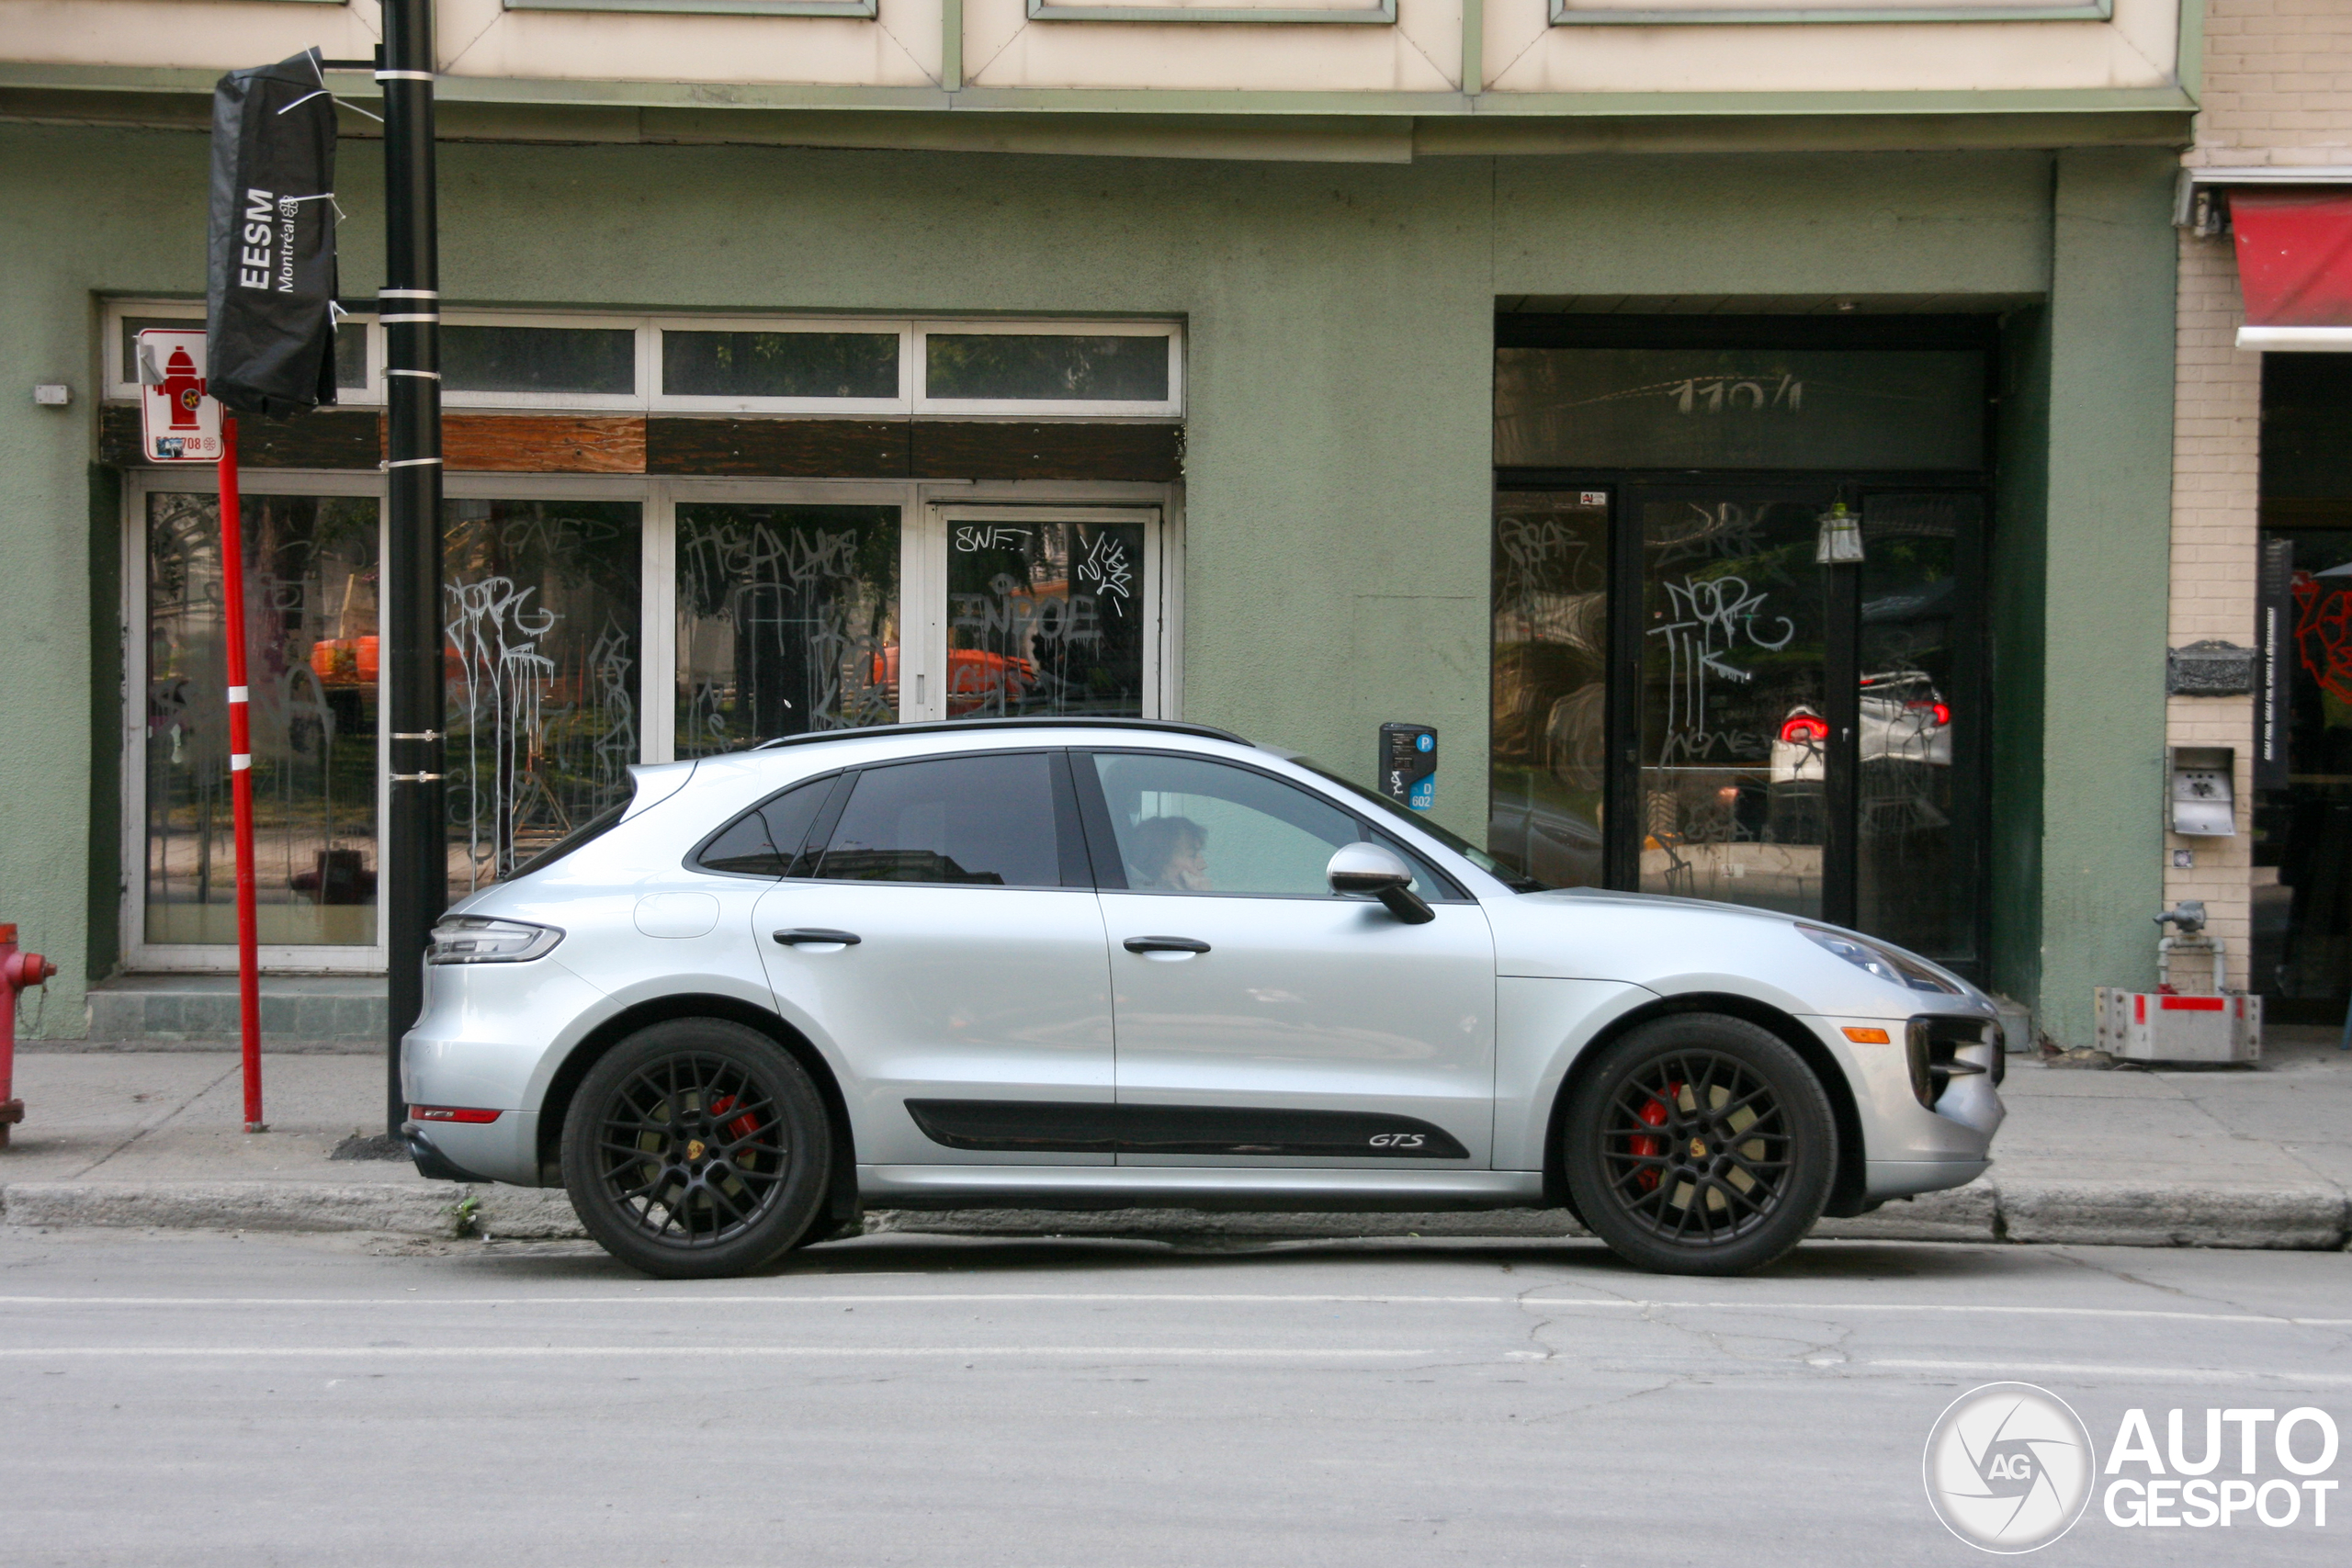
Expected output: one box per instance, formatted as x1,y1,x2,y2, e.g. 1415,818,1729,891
1490,479,1987,975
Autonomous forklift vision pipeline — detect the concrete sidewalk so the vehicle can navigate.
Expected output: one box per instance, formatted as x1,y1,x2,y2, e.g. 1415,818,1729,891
3,1032,2349,1249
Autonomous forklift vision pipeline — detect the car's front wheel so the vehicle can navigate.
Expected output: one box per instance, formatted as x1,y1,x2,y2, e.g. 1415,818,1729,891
561,1018,832,1280
1562,1013,1836,1276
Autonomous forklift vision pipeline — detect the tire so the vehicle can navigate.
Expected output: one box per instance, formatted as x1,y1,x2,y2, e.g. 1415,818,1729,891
561,1018,832,1280
1561,1013,1837,1277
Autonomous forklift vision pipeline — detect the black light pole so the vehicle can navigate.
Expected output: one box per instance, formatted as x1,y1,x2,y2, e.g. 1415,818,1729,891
379,0,445,1137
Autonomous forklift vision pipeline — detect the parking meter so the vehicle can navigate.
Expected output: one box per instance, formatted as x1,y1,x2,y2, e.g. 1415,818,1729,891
1379,723,1437,811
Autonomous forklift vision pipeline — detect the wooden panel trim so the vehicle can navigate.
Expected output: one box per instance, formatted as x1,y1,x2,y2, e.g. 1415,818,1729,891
442,413,646,474
647,417,910,479
98,408,1185,485
911,421,1182,482
97,403,383,470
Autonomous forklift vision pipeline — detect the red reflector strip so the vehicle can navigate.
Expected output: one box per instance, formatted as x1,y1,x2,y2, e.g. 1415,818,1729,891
409,1105,503,1123
2135,994,2145,1023
2158,997,2226,1012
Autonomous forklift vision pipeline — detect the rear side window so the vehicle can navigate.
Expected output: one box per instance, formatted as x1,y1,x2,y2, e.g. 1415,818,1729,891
695,775,838,878
817,753,1066,887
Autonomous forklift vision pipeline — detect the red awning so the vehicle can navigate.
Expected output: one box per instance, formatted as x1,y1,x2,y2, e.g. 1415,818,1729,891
2232,190,2352,347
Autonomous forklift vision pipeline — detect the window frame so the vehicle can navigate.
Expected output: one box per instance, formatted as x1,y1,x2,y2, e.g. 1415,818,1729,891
117,470,1182,972
914,319,1184,418
119,467,393,975
103,302,1184,419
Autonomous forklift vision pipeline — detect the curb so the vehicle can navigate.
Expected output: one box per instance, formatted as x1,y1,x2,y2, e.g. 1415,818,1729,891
4,1175,2347,1249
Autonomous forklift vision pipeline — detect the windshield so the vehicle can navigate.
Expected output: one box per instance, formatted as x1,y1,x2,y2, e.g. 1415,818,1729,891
1294,758,1549,892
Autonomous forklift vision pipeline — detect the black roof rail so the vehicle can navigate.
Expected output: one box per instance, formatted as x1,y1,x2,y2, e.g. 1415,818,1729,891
752,716,1253,750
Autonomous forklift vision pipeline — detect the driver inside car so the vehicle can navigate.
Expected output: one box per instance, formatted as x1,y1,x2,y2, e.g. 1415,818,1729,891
1126,815,1211,891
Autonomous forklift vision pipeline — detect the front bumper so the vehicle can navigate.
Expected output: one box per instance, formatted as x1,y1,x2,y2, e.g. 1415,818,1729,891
1806,1013,2003,1201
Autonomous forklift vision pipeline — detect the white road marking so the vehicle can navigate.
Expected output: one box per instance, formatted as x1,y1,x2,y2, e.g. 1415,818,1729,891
0,1345,1434,1359
0,1295,2344,1328
1869,1359,2352,1387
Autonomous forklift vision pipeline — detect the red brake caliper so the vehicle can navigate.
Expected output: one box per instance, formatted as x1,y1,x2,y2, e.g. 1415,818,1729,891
708,1094,761,1144
1629,1084,1679,1193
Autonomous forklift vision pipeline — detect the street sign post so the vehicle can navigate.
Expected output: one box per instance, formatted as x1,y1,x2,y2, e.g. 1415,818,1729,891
135,330,263,1131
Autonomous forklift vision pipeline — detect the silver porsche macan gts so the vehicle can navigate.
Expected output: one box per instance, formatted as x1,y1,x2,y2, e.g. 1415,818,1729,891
402,716,2003,1279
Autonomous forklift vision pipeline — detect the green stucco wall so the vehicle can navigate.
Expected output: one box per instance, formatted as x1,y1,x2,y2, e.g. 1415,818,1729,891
0,123,2173,1039
2031,149,2180,1045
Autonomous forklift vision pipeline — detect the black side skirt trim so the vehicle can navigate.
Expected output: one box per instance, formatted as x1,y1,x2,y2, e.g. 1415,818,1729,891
903,1100,1470,1161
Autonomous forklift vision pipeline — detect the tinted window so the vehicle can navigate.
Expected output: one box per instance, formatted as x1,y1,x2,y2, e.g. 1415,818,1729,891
696,776,835,878
819,754,1062,887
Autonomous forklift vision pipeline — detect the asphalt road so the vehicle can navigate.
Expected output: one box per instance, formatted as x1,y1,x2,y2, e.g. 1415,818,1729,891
1,1229,2346,1567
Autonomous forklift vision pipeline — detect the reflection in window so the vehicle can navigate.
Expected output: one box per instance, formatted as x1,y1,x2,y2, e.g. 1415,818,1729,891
819,755,1063,887
441,326,635,396
675,505,899,756
662,332,898,400
946,520,1145,717
1092,753,1363,900
926,334,1170,403
442,499,641,902
1489,492,1607,890
144,492,379,947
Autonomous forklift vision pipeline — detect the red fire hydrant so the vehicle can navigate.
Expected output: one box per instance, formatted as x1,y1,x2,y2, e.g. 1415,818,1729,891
1,922,58,1149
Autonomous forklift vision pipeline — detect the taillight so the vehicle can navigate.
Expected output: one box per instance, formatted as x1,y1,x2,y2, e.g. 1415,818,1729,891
1904,699,1952,727
409,1105,503,1123
1780,715,1829,744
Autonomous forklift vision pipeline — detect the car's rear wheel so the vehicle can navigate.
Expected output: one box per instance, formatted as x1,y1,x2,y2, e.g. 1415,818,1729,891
561,1019,831,1280
1562,1013,1836,1276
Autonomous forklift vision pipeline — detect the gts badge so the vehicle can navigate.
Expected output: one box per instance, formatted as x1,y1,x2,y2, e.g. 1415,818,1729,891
1369,1133,1426,1149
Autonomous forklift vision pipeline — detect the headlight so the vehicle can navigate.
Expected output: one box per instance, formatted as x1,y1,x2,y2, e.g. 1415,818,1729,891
427,916,563,964
1799,925,1960,995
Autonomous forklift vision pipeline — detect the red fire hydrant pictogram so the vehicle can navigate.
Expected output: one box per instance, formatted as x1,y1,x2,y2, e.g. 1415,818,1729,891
1,922,58,1149
163,344,206,431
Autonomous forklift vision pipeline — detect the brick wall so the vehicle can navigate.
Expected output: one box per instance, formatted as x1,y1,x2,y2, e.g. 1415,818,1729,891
2191,0,2352,169
2163,0,2352,993
2165,232,2261,990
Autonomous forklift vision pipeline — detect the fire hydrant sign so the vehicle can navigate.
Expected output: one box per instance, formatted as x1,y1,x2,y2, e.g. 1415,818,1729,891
135,328,223,462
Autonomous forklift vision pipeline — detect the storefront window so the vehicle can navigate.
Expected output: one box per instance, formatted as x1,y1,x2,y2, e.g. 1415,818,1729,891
674,503,900,754
945,517,1148,716
143,491,380,947
443,499,641,901
1489,491,1608,889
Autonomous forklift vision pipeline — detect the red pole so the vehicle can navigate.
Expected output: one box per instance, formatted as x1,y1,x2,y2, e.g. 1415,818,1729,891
217,415,266,1134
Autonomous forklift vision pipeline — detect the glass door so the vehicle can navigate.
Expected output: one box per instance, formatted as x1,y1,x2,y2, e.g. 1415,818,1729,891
1631,485,1837,920
1489,479,1987,974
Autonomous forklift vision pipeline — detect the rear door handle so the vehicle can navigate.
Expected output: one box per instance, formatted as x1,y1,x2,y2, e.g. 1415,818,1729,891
1124,935,1210,954
773,928,861,947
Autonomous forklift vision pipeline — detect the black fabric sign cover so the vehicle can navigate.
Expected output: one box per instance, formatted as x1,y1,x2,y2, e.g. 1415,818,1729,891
207,51,339,417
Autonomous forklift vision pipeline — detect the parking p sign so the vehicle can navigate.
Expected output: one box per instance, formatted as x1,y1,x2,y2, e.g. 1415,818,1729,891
135,328,223,462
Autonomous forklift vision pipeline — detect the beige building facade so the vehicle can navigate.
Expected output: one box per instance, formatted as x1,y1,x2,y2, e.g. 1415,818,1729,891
2172,1,2352,1013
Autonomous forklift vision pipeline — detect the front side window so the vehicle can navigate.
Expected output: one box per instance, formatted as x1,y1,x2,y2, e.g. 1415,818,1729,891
1090,752,1430,900
817,753,1067,887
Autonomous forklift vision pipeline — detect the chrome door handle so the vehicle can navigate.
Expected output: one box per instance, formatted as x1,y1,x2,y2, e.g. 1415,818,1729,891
773,928,861,947
1124,935,1209,954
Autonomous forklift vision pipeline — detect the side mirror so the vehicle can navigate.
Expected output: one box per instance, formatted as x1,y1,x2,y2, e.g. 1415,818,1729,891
1327,841,1435,925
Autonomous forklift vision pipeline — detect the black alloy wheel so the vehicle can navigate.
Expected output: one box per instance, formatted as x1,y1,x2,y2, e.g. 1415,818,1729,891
561,1018,831,1280
1562,1013,1836,1276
